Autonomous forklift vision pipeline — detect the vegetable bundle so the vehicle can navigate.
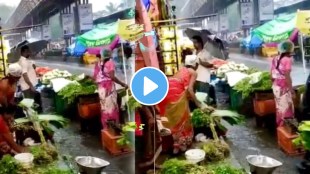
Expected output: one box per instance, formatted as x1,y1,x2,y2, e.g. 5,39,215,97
58,78,97,104
233,71,272,99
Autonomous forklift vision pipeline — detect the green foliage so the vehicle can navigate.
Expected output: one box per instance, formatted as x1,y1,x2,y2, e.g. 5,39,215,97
207,164,246,174
127,96,142,111
191,109,211,128
233,71,272,99
191,108,244,140
35,166,72,174
30,144,58,166
293,121,310,150
117,122,137,146
245,68,260,75
58,78,97,104
202,140,230,162
160,159,189,174
0,155,21,174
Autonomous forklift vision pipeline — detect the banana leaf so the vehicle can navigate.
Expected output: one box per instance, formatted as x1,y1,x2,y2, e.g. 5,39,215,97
19,98,35,108
15,115,69,128
210,110,244,125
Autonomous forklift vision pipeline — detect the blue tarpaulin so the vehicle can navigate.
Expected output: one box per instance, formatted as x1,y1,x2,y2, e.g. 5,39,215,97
241,35,263,48
67,41,86,57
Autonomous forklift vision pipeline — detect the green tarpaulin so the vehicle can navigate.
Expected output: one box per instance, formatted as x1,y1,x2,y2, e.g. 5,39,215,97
253,13,296,42
77,22,117,47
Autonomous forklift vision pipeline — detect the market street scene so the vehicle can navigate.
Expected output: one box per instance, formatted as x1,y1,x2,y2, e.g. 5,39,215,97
1,0,310,174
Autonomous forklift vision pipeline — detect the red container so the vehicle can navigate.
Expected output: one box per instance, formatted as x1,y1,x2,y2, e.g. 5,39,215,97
101,129,132,156
78,103,101,119
253,99,276,117
277,126,304,156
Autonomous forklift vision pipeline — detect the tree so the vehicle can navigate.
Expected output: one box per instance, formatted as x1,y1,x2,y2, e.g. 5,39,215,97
102,2,123,14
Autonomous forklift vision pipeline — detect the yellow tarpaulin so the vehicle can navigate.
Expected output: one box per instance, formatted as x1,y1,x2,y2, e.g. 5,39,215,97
296,10,310,36
117,19,144,42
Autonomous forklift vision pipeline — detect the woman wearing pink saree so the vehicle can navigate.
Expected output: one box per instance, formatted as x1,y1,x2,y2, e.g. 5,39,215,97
271,40,295,127
93,48,128,128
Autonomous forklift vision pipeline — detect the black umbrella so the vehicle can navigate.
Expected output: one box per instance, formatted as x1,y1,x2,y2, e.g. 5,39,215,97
185,28,226,59
185,28,212,44
8,39,49,63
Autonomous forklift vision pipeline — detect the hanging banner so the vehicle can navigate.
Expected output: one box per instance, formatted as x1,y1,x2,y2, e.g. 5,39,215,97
42,25,51,40
258,0,274,21
117,19,144,42
78,4,93,31
62,14,75,36
296,10,310,36
239,0,254,27
219,9,229,32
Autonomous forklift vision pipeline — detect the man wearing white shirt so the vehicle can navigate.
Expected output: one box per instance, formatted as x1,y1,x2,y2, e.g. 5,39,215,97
18,45,42,112
192,36,215,104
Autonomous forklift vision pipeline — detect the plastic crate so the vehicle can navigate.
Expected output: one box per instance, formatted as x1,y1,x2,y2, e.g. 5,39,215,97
253,99,276,117
101,129,132,156
230,89,243,110
277,126,305,156
78,102,101,119
54,94,68,115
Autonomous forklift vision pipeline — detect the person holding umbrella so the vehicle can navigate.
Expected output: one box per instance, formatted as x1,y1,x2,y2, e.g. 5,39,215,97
18,45,42,112
192,35,215,105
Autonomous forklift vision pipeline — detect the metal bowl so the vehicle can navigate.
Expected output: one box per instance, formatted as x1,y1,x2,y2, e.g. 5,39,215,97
75,156,110,174
246,155,282,174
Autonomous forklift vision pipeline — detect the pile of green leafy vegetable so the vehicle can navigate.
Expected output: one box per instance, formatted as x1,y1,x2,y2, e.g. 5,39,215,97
293,121,310,151
207,163,246,174
0,155,21,174
30,144,58,165
202,140,230,162
160,159,212,174
233,71,272,99
58,78,97,104
191,109,211,128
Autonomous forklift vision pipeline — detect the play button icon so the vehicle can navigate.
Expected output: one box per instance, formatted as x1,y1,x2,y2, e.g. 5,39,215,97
130,67,169,106
143,76,158,96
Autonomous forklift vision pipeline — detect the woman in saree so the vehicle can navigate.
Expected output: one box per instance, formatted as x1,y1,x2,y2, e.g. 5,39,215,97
93,49,128,129
157,55,202,154
271,40,295,127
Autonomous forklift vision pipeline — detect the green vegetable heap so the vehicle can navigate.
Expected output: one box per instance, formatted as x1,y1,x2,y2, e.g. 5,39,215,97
160,158,246,174
31,144,58,165
0,155,21,174
58,77,97,104
233,71,272,99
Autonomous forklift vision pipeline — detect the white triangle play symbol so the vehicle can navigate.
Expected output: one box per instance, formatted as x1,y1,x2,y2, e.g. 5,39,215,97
143,76,158,96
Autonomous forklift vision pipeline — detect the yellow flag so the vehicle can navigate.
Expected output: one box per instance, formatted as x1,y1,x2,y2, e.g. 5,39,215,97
296,10,310,36
117,19,145,42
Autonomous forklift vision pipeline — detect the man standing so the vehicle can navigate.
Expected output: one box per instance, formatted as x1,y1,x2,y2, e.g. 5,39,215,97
192,36,216,105
18,45,42,112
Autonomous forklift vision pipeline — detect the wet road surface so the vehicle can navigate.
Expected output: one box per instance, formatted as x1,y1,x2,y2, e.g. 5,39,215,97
36,55,305,174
